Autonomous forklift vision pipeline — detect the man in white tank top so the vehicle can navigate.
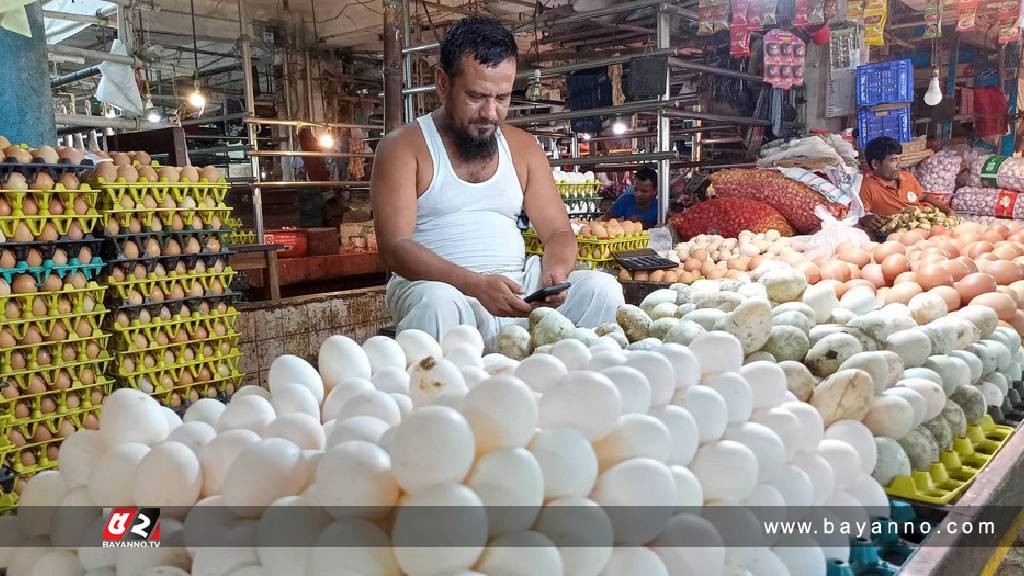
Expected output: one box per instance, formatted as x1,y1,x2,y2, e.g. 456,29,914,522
372,16,624,347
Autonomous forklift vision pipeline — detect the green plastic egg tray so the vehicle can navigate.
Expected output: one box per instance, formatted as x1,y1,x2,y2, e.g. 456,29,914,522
0,282,107,318
0,308,107,340
225,230,257,246
2,347,111,385
4,407,103,475
115,337,240,375
108,308,238,352
92,177,229,206
522,228,649,268
106,268,236,297
0,213,100,239
145,370,243,410
0,257,104,285
0,333,111,373
965,414,1015,455
2,377,110,429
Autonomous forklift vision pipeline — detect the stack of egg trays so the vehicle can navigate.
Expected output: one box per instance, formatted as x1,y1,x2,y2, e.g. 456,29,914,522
0,159,99,242
92,173,243,411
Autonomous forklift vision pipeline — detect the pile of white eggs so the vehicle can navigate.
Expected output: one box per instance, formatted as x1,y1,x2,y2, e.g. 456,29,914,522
552,170,598,185
6,323,890,576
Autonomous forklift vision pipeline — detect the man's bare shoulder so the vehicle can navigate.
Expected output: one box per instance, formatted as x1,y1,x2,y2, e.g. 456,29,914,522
377,121,427,156
500,124,545,156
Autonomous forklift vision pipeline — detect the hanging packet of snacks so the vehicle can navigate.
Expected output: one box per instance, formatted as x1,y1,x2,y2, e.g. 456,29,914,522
731,0,752,56
698,0,716,34
847,0,864,23
923,0,943,38
763,29,806,89
747,0,764,29
957,0,977,31
761,0,779,26
998,0,1021,43
863,0,887,45
713,0,731,31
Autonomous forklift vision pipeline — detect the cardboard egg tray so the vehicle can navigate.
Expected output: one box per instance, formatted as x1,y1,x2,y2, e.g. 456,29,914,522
0,333,111,373
0,257,104,285
0,157,95,183
0,237,102,263
0,213,100,239
0,185,98,213
0,308,107,340
2,377,110,429
4,407,103,476
115,347,240,381
0,282,107,318
103,230,232,259
148,371,242,410
106,307,239,351
114,333,240,372
91,177,230,206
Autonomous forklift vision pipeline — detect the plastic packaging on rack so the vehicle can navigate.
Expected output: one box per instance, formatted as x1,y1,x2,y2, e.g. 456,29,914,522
792,204,870,259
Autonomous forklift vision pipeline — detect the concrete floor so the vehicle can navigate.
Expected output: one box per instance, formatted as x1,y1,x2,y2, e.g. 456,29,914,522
997,538,1024,576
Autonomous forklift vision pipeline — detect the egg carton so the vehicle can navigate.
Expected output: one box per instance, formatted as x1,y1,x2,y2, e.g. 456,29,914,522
114,347,241,380
0,281,107,318
883,450,979,505
91,177,230,206
105,285,239,313
114,333,240,371
2,378,110,430
0,185,99,213
1,349,112,386
102,229,233,258
0,213,100,240
107,308,239,350
0,308,107,341
0,157,96,184
4,407,103,476
0,333,111,373
104,252,232,279
106,295,238,328
0,257,104,286
964,414,1015,455
146,371,242,411
0,237,103,263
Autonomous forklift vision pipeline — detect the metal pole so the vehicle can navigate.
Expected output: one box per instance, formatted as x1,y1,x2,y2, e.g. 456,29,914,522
281,36,295,181
50,65,102,89
244,117,383,130
233,180,371,189
248,150,375,158
661,109,774,126
403,42,440,55
43,9,116,26
47,44,176,73
401,0,415,123
539,0,682,26
304,48,315,120
238,0,264,242
54,113,169,129
506,96,696,125
656,6,672,227
179,112,247,126
383,0,404,133
668,58,763,83
549,152,677,167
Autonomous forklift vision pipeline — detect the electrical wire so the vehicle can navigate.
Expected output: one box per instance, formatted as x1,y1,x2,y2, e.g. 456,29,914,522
189,0,200,73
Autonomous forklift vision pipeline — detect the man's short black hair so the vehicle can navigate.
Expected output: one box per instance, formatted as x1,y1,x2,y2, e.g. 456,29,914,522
440,16,518,78
635,167,658,184
864,136,903,166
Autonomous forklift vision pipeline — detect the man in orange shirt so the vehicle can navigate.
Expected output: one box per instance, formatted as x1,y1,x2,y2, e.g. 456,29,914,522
858,136,952,231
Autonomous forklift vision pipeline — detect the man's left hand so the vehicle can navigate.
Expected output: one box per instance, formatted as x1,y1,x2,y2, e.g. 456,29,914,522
927,197,953,215
536,269,570,307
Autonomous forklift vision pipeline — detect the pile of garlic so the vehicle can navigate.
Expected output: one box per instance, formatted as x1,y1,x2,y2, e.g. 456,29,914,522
7,319,889,576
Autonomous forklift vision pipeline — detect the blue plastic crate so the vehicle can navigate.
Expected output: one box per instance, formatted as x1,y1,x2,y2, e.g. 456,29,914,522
858,107,912,149
856,59,915,106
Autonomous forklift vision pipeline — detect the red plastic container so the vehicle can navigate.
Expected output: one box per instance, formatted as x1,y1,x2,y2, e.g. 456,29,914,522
264,228,308,259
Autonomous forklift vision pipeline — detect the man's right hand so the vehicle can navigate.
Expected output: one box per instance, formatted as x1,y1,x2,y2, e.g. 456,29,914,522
859,214,885,231
467,274,534,318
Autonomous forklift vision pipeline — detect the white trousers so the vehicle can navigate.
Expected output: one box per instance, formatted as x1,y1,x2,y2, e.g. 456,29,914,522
386,256,625,349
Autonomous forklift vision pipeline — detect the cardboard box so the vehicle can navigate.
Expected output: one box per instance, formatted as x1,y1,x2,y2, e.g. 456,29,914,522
306,227,341,256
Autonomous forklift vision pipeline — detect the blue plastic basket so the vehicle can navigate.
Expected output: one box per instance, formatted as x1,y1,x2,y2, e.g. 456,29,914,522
856,59,915,106
858,106,912,149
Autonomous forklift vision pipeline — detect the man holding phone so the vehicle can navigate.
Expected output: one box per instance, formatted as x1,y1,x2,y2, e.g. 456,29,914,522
372,16,624,346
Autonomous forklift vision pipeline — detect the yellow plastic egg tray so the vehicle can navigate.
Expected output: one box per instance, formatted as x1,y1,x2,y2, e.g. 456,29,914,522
91,177,229,206
0,333,111,374
5,407,103,476
114,336,240,375
105,269,236,305
2,349,111,387
0,308,107,341
522,229,649,270
883,419,1015,505
0,282,107,319
0,214,100,239
1,377,110,430
0,185,98,213
101,206,232,233
225,230,257,246
116,350,241,389
108,308,239,352
556,182,601,198
147,371,243,410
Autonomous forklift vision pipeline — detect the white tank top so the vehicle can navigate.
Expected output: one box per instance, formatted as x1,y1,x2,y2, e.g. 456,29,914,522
412,113,526,274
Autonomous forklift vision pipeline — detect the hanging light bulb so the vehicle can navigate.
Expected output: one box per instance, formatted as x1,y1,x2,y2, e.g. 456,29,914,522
924,68,942,106
526,69,544,102
318,130,335,149
581,133,592,141
103,106,117,118
612,119,627,136
144,95,162,124
188,88,206,109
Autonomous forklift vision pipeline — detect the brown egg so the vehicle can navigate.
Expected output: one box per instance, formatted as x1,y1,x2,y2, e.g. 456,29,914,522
972,291,1016,321
881,254,911,285
894,271,918,285
941,259,970,282
189,282,204,298
9,351,25,370
30,296,46,317
997,286,1021,307
43,272,62,293
53,370,71,390
820,261,851,282
181,166,200,183
128,217,142,234
46,323,68,343
21,325,42,345
38,222,59,241
994,243,1022,260
76,319,92,338
12,274,36,294
83,413,99,429
62,343,77,362
25,248,42,267
68,271,86,289
4,146,32,163
984,260,1022,285
1,384,16,400
58,418,77,438
0,249,14,268
0,328,15,348
112,152,131,167
137,166,158,182
13,402,29,419
201,166,222,181
4,301,20,320
968,241,995,259
184,237,201,254
105,217,120,236
159,166,181,182
128,290,143,306
860,263,886,288
955,272,998,304
31,172,54,191
21,196,39,215
58,173,79,191
885,282,923,304
916,263,953,291
839,247,872,267
150,286,165,303
56,296,72,315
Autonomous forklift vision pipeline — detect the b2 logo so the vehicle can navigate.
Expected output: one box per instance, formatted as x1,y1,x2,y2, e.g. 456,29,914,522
102,508,161,548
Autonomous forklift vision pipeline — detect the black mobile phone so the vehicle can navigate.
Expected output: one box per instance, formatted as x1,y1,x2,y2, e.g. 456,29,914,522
524,282,572,303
